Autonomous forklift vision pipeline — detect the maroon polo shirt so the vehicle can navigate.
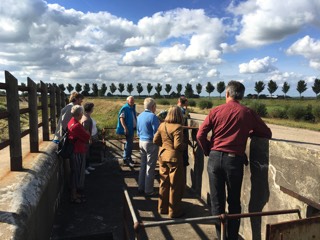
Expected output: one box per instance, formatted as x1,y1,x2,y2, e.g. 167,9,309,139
196,100,272,156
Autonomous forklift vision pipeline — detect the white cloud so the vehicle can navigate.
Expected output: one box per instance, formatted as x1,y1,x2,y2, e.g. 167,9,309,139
228,0,320,48
0,0,318,96
122,47,158,66
207,69,220,78
287,35,320,70
239,57,277,73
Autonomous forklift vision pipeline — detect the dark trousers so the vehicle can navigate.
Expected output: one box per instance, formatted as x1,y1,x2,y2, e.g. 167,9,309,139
207,150,244,240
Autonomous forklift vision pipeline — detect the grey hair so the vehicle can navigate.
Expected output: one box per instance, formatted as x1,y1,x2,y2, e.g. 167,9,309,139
127,95,134,101
144,97,156,110
71,105,83,117
226,81,245,100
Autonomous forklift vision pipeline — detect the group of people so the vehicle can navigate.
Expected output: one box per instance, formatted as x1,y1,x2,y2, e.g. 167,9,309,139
116,95,190,217
116,81,272,240
54,80,271,239
53,92,98,204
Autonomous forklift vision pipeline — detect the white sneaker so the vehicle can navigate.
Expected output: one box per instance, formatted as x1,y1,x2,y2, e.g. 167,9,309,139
85,169,90,175
87,166,95,171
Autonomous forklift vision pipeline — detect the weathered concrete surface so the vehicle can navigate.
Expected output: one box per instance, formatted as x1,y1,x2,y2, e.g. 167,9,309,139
50,139,219,240
188,113,320,240
0,141,64,240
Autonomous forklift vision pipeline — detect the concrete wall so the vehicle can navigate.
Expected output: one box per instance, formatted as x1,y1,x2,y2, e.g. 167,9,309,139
186,119,320,240
0,142,64,240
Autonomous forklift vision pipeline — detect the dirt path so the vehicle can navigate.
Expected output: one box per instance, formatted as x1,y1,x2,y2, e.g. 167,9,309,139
190,112,320,151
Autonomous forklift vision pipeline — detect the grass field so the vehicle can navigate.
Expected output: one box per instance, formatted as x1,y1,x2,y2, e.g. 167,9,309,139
83,97,320,135
0,96,319,142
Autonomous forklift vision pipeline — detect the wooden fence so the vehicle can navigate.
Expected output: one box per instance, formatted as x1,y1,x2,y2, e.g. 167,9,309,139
0,70,66,171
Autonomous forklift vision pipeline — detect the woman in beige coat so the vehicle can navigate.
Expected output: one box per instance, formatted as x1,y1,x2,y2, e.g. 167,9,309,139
153,106,186,218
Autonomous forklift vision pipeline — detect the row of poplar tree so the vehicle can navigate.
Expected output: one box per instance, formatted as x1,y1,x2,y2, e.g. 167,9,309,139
56,78,320,99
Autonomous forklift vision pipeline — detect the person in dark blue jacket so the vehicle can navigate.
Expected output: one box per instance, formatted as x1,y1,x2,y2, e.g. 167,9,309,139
116,96,137,167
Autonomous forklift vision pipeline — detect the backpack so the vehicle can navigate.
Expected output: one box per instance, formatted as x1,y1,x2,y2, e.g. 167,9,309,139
57,124,75,159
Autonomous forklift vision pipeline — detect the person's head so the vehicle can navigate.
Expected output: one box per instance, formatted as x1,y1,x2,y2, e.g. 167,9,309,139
165,106,183,124
144,98,156,113
226,81,245,101
127,96,135,106
177,96,188,108
69,92,84,105
71,105,84,121
84,102,94,114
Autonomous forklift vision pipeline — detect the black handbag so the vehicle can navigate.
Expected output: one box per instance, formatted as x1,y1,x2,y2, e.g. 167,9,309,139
57,124,75,159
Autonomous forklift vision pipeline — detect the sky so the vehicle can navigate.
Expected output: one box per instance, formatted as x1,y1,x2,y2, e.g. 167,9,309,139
0,0,320,97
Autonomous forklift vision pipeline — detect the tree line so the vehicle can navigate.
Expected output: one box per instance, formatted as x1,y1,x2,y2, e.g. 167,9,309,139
56,79,320,99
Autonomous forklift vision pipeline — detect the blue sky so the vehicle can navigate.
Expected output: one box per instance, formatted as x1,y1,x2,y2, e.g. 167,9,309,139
1,0,320,96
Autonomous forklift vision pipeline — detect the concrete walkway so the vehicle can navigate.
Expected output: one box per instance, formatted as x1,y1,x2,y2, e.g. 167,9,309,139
50,139,217,240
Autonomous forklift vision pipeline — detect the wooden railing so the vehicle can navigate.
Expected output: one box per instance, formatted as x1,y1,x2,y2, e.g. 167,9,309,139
0,70,66,170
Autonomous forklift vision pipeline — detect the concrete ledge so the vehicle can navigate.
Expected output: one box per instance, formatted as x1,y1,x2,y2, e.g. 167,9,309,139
187,117,320,240
0,142,64,240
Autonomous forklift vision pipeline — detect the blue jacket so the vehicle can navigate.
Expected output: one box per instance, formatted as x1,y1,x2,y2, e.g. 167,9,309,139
137,110,160,142
116,103,137,136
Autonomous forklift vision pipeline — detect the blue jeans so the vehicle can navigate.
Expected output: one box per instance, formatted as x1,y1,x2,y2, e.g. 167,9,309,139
123,134,134,160
207,150,244,240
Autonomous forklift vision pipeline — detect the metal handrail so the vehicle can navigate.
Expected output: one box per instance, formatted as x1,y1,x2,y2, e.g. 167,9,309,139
122,185,301,240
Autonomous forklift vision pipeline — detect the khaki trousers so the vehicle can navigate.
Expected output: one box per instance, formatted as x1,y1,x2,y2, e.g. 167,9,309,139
158,159,185,218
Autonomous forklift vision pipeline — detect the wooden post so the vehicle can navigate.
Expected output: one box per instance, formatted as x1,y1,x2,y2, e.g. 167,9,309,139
41,81,50,141
56,86,61,120
49,84,56,134
5,71,22,170
60,91,66,109
28,77,39,152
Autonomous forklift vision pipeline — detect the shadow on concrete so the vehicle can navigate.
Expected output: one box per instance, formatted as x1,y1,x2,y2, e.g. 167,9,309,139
248,137,270,240
51,139,216,240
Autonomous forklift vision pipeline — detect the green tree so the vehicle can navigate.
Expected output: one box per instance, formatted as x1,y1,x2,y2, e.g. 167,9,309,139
205,82,215,98
267,80,278,97
66,83,74,93
82,83,90,96
312,78,320,97
176,84,182,96
216,81,225,99
136,83,143,96
126,83,133,95
165,84,172,96
297,80,307,99
110,83,117,95
196,83,202,95
118,83,125,96
75,83,82,93
92,83,99,96
99,83,107,96
146,83,153,96
58,84,66,93
155,83,162,96
254,81,265,98
282,81,290,99
184,83,194,98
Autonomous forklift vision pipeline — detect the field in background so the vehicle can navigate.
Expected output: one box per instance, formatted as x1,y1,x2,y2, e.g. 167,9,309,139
0,96,319,142
85,97,320,136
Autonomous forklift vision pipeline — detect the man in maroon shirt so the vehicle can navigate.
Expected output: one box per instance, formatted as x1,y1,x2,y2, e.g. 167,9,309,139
196,81,272,240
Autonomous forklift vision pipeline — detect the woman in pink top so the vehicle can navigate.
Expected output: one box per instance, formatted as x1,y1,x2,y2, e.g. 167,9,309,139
67,105,90,203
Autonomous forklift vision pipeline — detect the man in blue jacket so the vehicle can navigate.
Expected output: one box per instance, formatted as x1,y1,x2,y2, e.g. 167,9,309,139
116,96,137,167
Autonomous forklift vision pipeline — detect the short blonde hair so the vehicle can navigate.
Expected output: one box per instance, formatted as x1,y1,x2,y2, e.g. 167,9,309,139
164,106,183,124
71,105,83,118
144,97,156,110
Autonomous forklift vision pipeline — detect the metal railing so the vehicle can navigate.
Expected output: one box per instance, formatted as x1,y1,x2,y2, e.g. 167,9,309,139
122,185,301,240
